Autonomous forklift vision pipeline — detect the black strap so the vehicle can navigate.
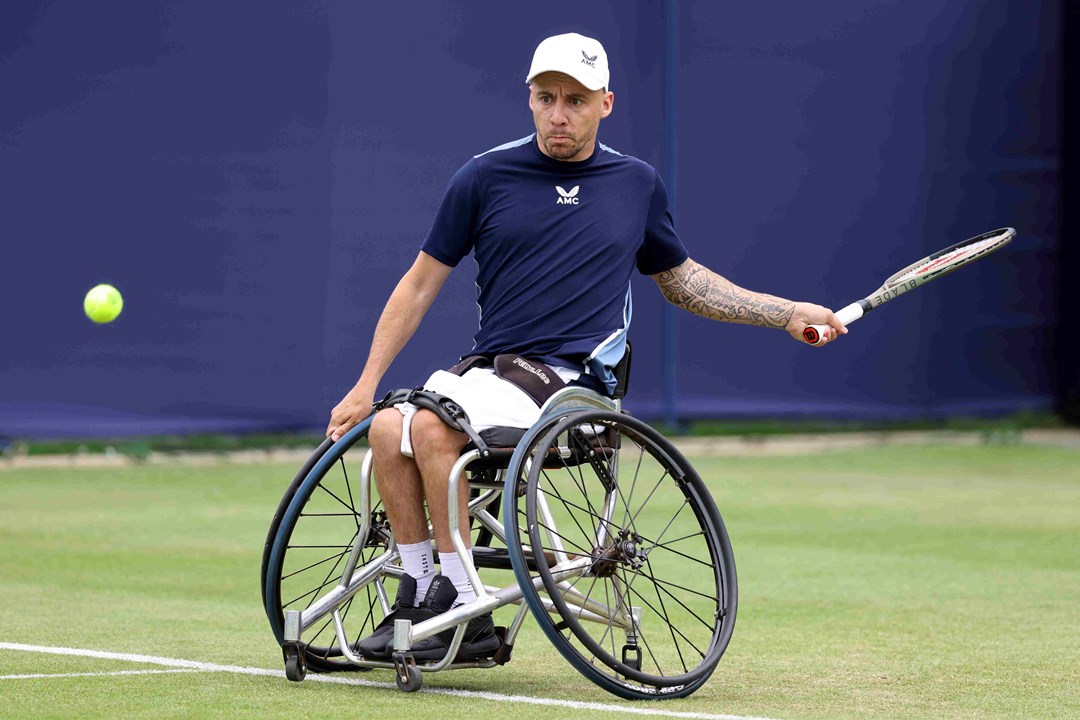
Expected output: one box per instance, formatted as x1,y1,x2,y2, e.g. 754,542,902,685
447,355,493,376
373,387,491,458
449,353,580,407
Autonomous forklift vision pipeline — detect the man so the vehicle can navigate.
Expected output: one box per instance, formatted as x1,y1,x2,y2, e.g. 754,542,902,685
326,32,846,660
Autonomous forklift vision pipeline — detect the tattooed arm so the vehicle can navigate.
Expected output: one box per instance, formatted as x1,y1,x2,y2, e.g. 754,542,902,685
652,258,847,344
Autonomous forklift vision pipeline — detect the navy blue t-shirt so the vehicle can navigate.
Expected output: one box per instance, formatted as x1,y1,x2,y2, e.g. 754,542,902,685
422,134,688,394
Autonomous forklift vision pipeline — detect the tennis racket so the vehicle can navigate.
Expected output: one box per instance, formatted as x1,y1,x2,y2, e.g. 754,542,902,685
803,227,1015,345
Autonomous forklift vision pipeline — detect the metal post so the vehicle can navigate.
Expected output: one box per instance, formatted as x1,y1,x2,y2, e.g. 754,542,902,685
662,0,680,430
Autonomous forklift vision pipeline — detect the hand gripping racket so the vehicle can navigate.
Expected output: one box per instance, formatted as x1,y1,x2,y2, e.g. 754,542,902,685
803,227,1016,345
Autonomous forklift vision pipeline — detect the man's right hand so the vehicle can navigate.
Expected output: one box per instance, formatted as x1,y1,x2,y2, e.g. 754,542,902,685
326,383,377,442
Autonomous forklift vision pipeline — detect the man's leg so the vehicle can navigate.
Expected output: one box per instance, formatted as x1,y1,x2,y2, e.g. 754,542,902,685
408,410,470,551
406,409,499,661
368,408,435,597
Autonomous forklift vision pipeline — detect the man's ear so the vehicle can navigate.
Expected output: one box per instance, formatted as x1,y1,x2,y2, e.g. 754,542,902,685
599,91,614,119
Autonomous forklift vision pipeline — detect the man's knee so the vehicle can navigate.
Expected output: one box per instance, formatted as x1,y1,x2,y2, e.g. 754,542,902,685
410,410,468,455
369,408,403,452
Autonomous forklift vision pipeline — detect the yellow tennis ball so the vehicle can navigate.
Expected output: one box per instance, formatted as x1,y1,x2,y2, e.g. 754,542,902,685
84,284,123,324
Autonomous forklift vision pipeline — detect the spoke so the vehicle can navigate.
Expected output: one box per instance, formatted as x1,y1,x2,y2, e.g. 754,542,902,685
555,448,604,541
540,473,608,553
282,527,358,610
640,556,719,635
624,469,670,533
536,482,617,536
645,537,717,570
618,565,665,677
629,578,709,661
298,513,363,518
628,577,694,671
643,573,720,604
641,493,691,553
315,482,359,517
308,612,339,655
603,579,619,670
283,570,339,609
532,520,600,557
562,572,603,630
353,582,379,643
338,457,361,532
281,548,350,581
615,441,647,535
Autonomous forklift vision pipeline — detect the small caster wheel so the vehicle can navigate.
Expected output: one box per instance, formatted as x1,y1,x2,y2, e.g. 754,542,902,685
395,664,423,692
392,652,422,692
284,645,307,682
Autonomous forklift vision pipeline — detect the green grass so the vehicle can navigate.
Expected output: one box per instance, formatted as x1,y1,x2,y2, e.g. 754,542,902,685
657,409,1064,438
5,409,1062,457
1,444,1078,719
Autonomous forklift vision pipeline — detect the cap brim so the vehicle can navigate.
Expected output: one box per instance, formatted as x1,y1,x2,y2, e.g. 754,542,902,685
526,66,606,91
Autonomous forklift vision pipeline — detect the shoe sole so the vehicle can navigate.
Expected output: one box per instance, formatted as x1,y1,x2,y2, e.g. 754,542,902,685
411,634,501,662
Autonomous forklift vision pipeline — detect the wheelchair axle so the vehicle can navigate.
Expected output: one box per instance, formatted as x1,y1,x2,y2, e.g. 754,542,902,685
591,530,648,577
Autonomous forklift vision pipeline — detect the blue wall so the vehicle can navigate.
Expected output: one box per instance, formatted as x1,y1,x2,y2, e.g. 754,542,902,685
0,1,1060,438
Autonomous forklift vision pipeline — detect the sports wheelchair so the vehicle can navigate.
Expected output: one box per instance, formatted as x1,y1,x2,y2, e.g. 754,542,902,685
261,350,737,700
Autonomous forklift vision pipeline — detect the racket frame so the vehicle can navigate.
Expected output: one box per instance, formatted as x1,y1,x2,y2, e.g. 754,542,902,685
803,227,1015,345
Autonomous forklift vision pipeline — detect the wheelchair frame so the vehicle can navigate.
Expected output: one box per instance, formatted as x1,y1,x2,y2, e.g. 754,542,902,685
263,382,737,699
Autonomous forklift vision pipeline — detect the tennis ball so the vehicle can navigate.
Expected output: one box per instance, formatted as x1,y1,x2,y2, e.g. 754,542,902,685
84,284,123,324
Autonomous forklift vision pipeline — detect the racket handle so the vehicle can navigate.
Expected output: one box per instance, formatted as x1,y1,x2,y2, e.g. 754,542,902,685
803,303,864,345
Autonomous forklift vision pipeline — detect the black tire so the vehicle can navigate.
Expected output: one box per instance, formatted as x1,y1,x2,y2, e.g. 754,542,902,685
262,418,389,672
503,409,737,700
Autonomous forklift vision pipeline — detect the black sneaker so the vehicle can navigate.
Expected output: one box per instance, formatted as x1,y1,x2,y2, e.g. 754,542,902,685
357,573,455,659
354,573,419,659
411,603,501,661
418,574,458,614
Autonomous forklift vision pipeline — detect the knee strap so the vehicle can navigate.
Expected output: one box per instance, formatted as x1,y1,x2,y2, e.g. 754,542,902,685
374,387,492,458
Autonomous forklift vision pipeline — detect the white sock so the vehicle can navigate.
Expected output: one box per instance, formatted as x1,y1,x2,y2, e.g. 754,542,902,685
438,550,478,605
397,541,435,603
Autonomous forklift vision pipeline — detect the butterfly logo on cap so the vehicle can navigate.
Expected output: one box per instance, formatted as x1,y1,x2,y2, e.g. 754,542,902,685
581,50,597,68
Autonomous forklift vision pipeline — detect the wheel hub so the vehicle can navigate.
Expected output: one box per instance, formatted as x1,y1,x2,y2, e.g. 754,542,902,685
591,530,648,576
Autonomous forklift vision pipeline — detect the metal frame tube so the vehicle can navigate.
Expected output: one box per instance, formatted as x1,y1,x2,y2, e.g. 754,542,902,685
447,449,487,598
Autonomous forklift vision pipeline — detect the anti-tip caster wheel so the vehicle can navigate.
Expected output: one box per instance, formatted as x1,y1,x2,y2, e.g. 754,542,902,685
283,645,307,682
392,653,423,692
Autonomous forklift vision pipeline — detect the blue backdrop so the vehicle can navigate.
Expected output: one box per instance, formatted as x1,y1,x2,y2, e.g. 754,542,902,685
1,1,1061,438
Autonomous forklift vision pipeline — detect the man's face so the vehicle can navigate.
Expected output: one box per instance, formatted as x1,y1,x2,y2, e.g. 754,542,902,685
528,72,613,162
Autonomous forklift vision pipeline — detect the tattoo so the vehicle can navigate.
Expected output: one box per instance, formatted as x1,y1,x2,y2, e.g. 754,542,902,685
654,259,795,329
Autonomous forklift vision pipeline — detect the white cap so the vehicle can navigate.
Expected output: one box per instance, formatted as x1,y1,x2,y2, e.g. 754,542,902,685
526,32,610,91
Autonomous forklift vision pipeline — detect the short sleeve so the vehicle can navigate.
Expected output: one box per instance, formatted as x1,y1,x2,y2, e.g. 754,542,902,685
420,159,482,267
635,169,689,275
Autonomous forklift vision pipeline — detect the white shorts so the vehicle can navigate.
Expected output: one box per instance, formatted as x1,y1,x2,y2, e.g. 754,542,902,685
393,366,580,457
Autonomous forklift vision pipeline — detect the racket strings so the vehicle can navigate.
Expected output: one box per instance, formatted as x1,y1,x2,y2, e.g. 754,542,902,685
890,232,1011,285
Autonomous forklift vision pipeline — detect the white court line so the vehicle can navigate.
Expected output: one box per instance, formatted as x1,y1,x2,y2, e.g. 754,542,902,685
0,642,784,720
1,669,199,680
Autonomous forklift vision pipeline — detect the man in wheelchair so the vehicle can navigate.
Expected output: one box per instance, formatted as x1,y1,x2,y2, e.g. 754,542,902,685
325,32,845,662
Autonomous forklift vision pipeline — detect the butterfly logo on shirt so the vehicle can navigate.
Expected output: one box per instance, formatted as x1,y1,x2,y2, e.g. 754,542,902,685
556,185,581,205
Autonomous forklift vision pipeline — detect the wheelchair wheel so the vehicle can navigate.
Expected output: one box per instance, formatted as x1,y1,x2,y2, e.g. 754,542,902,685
503,409,737,700
262,418,390,672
